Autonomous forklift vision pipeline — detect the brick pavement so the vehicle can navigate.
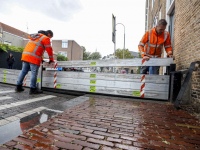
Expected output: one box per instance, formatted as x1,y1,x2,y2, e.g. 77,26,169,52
1,97,200,150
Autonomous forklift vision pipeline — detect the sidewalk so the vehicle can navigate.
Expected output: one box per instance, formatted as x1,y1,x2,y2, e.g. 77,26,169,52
1,96,200,150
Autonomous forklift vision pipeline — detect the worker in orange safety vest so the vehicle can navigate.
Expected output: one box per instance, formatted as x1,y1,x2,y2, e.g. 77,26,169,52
138,19,175,74
15,30,54,94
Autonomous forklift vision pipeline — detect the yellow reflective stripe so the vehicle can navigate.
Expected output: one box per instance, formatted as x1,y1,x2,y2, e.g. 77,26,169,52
141,52,146,55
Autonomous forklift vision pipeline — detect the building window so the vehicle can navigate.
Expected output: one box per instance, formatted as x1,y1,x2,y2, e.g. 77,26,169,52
159,8,162,19
152,0,155,9
169,8,175,46
62,40,68,48
170,0,174,5
59,51,67,57
153,13,158,27
145,0,149,32
4,41,11,45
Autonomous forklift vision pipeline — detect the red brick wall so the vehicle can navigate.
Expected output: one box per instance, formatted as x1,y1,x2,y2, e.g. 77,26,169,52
174,0,200,110
145,0,200,108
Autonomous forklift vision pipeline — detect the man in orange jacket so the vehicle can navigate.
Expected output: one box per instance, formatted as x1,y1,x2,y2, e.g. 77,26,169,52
138,19,175,74
15,30,54,94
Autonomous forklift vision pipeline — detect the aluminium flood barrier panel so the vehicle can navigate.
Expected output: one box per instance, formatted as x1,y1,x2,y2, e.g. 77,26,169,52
0,58,173,100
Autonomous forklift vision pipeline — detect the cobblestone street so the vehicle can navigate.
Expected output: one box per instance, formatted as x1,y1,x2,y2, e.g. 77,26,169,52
1,87,200,149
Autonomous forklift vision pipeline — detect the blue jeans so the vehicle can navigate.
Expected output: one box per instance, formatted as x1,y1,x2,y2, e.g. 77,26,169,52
140,66,160,75
149,66,160,75
17,61,40,88
8,64,13,69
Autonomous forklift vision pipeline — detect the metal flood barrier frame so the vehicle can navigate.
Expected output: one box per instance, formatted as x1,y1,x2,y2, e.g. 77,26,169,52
42,58,174,100
0,58,174,101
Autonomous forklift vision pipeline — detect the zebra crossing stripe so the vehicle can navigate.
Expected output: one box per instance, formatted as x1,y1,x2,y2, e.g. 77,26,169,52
0,97,12,101
0,107,47,126
0,95,56,111
0,90,15,94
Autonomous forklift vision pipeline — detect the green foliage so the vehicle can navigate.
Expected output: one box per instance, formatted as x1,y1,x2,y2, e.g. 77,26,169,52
115,49,134,59
137,52,142,74
0,44,24,53
57,53,69,61
88,52,102,60
82,46,90,60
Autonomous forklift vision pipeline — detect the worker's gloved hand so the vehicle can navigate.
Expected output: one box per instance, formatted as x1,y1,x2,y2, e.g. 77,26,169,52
143,56,150,61
49,60,54,64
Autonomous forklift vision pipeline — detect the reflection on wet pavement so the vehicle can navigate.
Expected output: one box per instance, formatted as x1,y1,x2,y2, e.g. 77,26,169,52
0,94,90,145
0,110,58,145
48,96,90,111
1,96,200,149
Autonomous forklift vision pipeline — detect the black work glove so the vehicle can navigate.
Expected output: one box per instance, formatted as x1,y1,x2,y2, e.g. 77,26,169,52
49,60,54,64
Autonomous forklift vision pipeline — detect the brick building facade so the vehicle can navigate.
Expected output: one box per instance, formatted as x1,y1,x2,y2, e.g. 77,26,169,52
52,40,83,61
145,0,200,111
0,22,29,47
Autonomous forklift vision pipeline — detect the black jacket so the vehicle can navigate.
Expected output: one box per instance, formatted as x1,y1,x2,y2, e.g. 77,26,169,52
7,56,15,65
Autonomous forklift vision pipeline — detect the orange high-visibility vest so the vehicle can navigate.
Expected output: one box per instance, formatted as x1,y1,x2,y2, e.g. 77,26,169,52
22,34,54,66
138,27,172,58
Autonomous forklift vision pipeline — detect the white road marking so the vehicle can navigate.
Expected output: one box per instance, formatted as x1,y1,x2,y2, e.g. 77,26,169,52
0,107,48,127
0,95,56,111
0,97,12,101
0,90,15,94
45,108,63,113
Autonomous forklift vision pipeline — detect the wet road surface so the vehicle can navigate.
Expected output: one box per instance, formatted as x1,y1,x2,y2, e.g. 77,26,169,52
0,83,89,145
0,85,200,149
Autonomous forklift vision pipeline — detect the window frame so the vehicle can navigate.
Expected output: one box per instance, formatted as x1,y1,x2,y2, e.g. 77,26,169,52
152,0,155,9
62,40,68,48
58,51,67,57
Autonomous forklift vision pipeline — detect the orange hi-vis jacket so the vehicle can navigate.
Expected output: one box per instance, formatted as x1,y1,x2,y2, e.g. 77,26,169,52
138,27,173,58
22,33,54,66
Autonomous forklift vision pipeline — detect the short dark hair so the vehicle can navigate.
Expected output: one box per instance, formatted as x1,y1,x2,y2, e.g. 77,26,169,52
38,30,53,37
157,19,168,26
46,30,53,37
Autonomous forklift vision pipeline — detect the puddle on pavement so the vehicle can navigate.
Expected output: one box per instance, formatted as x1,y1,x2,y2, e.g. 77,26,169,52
48,96,90,111
0,109,59,145
0,96,90,145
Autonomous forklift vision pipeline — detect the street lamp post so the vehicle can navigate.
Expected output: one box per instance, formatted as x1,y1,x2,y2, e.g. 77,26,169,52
116,23,125,59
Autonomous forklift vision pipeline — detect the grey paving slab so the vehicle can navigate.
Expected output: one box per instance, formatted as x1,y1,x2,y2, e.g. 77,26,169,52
0,119,10,126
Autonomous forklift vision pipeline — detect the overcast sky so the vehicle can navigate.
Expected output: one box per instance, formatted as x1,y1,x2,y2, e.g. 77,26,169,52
0,0,146,57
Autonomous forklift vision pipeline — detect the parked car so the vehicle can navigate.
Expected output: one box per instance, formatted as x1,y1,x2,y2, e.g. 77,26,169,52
63,67,83,72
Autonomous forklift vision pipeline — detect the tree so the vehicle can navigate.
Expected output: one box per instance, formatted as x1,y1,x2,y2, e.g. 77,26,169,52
57,53,69,61
82,46,90,60
88,52,102,60
137,52,142,74
0,44,24,53
115,49,134,59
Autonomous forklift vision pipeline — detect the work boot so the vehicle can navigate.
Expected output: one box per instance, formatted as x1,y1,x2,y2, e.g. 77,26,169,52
15,85,24,92
29,88,43,95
